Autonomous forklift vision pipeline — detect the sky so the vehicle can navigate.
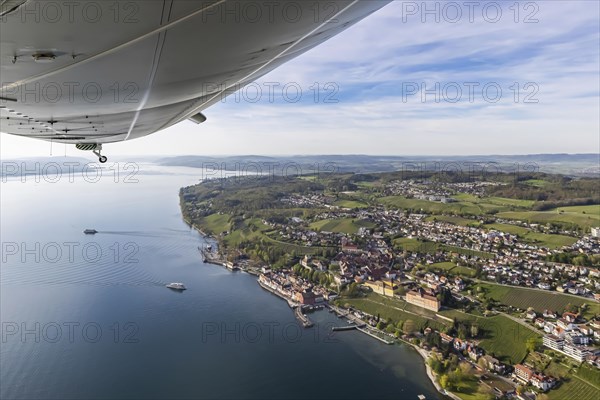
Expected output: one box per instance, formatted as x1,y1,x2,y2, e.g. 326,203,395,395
1,0,599,158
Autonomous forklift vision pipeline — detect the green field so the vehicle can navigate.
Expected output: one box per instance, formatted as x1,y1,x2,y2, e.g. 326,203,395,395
486,197,536,208
199,213,231,235
557,205,600,215
429,262,456,272
427,262,477,277
485,223,578,249
439,310,539,364
524,179,550,187
309,218,375,234
340,293,448,332
334,200,368,209
497,204,600,230
578,363,600,389
475,282,600,317
549,375,600,400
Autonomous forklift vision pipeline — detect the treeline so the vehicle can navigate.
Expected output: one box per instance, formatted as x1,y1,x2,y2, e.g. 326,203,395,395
182,176,325,215
488,174,599,204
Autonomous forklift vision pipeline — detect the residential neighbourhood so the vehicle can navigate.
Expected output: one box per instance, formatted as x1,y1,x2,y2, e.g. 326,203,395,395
181,172,600,400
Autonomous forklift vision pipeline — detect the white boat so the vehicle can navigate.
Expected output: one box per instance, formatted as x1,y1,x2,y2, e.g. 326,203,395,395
166,283,186,290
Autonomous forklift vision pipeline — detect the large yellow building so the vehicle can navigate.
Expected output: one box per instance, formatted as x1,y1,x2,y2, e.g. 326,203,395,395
364,279,396,297
406,289,441,312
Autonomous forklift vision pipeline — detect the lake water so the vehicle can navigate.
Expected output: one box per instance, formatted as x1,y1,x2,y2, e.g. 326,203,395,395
0,162,442,399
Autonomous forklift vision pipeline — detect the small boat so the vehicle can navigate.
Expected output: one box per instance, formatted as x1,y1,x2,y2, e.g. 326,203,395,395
83,229,98,235
166,283,186,290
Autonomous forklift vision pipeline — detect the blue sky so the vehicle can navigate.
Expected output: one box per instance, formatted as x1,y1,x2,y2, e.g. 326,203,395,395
2,0,599,157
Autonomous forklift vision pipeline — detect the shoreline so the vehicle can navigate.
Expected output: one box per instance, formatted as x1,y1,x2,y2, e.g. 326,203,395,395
190,222,457,400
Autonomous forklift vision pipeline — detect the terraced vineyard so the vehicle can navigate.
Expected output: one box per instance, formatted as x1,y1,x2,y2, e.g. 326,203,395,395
549,376,600,400
476,282,600,317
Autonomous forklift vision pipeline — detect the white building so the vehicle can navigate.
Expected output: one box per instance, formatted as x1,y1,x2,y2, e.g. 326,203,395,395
591,227,600,238
563,343,592,362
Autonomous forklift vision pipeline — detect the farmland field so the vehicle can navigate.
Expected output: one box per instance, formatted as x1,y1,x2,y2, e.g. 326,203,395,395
309,217,375,234
475,282,600,317
549,375,600,400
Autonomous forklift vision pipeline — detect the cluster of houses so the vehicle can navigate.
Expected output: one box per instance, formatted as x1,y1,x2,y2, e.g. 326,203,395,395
257,269,337,306
384,179,500,199
514,364,557,392
437,328,560,393
534,311,600,364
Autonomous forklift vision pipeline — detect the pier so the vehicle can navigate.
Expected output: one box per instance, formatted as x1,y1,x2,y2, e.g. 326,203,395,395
356,327,394,345
326,304,392,343
294,307,314,328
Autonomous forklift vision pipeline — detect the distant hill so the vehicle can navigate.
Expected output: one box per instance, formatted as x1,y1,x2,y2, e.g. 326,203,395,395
157,154,599,177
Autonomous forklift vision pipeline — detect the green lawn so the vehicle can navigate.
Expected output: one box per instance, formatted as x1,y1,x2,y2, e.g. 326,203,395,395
429,262,456,271
475,282,600,317
341,293,445,330
309,218,375,234
557,204,600,215
200,213,231,235
426,262,477,278
487,197,536,208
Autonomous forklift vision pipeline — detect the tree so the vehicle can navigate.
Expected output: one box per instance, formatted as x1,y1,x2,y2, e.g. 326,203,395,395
477,357,488,370
516,385,525,395
526,337,541,353
439,374,449,389
470,324,479,338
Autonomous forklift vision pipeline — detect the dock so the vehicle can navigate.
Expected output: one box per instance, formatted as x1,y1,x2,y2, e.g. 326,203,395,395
294,307,314,328
356,327,394,345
